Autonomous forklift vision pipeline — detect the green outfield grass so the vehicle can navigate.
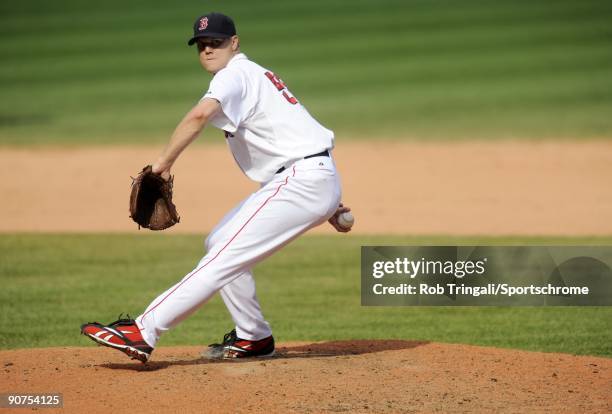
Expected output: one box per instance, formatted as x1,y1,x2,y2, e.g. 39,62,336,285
1,234,611,357
1,0,612,145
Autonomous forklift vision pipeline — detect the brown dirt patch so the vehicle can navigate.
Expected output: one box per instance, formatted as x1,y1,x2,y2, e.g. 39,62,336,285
1,342,610,413
2,140,612,235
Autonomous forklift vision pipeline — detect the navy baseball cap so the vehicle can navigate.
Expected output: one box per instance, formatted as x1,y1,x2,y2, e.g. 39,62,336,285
188,13,236,46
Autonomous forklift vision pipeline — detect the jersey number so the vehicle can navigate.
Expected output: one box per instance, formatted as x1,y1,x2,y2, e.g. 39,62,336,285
265,71,298,105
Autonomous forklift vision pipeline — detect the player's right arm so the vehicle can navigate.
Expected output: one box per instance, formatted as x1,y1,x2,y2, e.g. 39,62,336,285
152,98,220,177
328,203,352,233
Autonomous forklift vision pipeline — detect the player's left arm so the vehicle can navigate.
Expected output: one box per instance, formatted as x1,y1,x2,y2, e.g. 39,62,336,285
152,98,221,178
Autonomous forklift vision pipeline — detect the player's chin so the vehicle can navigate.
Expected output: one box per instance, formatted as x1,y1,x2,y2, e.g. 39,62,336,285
200,60,217,73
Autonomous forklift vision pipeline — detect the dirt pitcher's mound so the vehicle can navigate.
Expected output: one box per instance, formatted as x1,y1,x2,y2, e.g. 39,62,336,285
1,342,610,413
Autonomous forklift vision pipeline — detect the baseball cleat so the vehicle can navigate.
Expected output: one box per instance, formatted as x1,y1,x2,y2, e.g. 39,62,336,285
80,315,153,363
203,329,275,360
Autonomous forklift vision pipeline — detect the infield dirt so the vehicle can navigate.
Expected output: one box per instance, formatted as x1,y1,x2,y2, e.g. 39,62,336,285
2,140,612,235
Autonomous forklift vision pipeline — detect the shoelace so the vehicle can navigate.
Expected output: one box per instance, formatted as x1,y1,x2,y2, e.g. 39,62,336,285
86,313,134,326
108,313,135,326
209,329,237,347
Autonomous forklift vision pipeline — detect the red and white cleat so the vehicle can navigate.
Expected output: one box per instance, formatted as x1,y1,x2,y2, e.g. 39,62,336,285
81,315,153,363
203,329,275,359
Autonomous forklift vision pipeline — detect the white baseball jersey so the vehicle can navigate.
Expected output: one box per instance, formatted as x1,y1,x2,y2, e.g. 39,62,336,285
202,53,334,183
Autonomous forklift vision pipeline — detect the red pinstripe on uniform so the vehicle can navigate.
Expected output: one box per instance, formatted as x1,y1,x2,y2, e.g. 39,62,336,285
139,166,297,324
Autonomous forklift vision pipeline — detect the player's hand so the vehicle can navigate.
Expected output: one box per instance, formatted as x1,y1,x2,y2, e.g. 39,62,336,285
152,161,171,181
328,203,352,233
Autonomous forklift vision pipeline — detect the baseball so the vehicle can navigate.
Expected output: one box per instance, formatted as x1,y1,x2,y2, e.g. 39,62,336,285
337,211,354,229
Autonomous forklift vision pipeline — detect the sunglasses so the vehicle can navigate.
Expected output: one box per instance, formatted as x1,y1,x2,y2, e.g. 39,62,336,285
197,38,228,49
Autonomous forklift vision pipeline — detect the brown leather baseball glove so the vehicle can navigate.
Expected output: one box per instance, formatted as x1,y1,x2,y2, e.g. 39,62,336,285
129,165,180,230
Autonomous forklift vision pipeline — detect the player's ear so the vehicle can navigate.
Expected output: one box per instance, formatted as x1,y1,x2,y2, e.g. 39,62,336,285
231,35,240,51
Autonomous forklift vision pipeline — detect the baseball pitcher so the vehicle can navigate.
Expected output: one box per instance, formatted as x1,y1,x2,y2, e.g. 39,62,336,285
81,12,352,362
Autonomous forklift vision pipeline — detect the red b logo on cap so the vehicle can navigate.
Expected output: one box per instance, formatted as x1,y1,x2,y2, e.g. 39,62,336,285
198,17,208,31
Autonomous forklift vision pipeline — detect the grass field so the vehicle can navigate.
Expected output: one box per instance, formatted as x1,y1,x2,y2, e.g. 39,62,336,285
1,0,612,144
1,234,611,357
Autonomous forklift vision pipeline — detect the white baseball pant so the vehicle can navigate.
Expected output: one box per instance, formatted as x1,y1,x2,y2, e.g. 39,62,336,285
136,154,341,347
